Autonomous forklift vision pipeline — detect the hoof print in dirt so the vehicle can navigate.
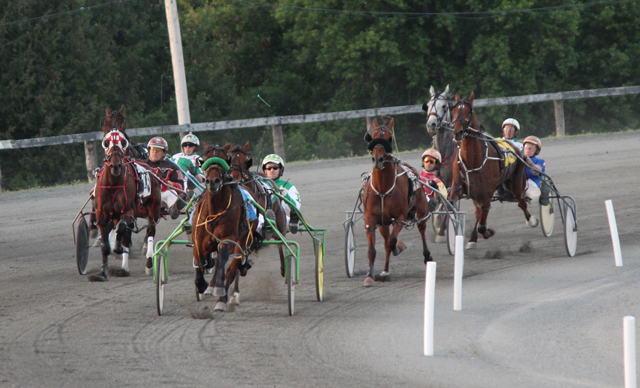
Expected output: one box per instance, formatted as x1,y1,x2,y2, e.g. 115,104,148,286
483,249,504,260
108,267,130,277
189,306,214,320
519,241,532,253
88,273,108,282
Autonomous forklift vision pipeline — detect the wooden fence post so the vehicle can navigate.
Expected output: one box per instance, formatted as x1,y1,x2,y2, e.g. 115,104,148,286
366,117,374,133
554,100,566,136
84,141,98,183
272,124,285,162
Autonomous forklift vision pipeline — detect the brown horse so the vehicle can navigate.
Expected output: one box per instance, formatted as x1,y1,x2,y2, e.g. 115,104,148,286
362,118,432,286
192,155,259,311
225,141,289,276
92,106,162,281
449,92,536,250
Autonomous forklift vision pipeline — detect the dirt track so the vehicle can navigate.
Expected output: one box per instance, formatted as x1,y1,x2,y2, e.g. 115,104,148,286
1,130,639,387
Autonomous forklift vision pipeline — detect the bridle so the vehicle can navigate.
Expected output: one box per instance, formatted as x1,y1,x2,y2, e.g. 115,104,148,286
427,93,454,130
227,146,253,180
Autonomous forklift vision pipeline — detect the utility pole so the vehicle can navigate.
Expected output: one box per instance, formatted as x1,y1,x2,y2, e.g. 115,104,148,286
165,0,191,142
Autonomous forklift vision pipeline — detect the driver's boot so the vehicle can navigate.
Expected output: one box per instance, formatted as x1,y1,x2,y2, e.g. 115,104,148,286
539,181,550,206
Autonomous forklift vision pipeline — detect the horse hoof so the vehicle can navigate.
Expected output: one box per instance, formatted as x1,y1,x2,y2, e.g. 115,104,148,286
145,266,153,276
380,271,390,278
363,276,375,287
435,235,447,244
204,286,214,296
92,238,102,247
205,268,213,274
89,229,98,239
214,302,227,312
466,242,477,250
424,255,434,264
231,292,240,306
483,228,496,239
527,216,539,228
213,287,226,297
392,242,406,256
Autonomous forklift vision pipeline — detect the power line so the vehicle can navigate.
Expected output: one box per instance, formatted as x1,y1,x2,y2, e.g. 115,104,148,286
0,0,133,27
229,0,639,20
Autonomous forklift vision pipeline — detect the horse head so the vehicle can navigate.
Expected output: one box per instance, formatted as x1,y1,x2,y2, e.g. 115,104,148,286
452,91,478,142
423,85,451,135
102,105,127,134
365,118,395,170
201,157,231,194
102,130,130,176
201,142,231,164
227,140,252,181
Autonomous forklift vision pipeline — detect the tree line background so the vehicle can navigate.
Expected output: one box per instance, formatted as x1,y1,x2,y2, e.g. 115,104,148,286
1,0,639,191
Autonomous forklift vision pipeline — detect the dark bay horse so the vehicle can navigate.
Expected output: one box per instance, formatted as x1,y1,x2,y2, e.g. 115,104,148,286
192,156,259,311
92,106,161,281
362,118,432,286
422,84,457,242
226,141,289,276
449,92,536,250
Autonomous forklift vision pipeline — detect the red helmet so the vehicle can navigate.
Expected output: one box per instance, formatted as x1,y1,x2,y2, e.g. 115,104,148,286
147,137,168,151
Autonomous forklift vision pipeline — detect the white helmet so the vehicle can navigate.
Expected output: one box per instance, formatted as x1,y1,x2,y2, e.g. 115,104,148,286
502,118,520,133
181,133,200,150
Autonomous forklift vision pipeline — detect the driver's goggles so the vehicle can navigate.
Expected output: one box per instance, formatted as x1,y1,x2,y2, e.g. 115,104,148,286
423,157,436,164
149,147,165,152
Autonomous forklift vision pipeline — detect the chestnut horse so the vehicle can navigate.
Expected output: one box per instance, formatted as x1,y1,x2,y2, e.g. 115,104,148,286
362,118,432,286
92,106,162,281
225,141,289,276
192,154,259,311
449,92,536,250
422,84,457,242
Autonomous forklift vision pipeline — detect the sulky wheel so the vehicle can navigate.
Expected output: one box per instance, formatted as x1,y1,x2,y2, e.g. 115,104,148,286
287,255,296,316
76,217,90,275
156,251,167,316
315,241,324,302
344,221,356,278
564,200,578,257
540,200,555,238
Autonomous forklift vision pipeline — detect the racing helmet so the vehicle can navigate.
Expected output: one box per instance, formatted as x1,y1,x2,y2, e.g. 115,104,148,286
147,136,168,151
421,149,442,164
262,154,285,175
181,133,200,150
502,118,520,135
522,136,542,156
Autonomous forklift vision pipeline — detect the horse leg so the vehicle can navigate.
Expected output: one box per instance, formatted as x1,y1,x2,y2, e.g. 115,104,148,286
206,243,228,297
91,223,112,281
418,220,433,263
476,199,496,240
278,245,286,278
467,218,480,250
378,225,391,278
229,269,242,306
113,219,126,254
113,218,133,276
194,267,207,295
215,257,242,312
435,211,448,243
364,226,376,286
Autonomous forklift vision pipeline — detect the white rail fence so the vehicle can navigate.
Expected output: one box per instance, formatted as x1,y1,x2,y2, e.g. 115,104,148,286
1,85,639,191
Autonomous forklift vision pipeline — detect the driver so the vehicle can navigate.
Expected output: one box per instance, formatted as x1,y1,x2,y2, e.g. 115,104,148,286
502,118,523,152
172,133,205,195
522,136,550,206
262,154,301,234
146,137,187,219
419,149,448,210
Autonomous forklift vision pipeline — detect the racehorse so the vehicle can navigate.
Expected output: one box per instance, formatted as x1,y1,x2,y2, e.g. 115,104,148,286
92,106,162,281
192,154,259,311
362,118,432,286
422,85,457,243
225,141,289,276
449,92,536,250
423,85,457,187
